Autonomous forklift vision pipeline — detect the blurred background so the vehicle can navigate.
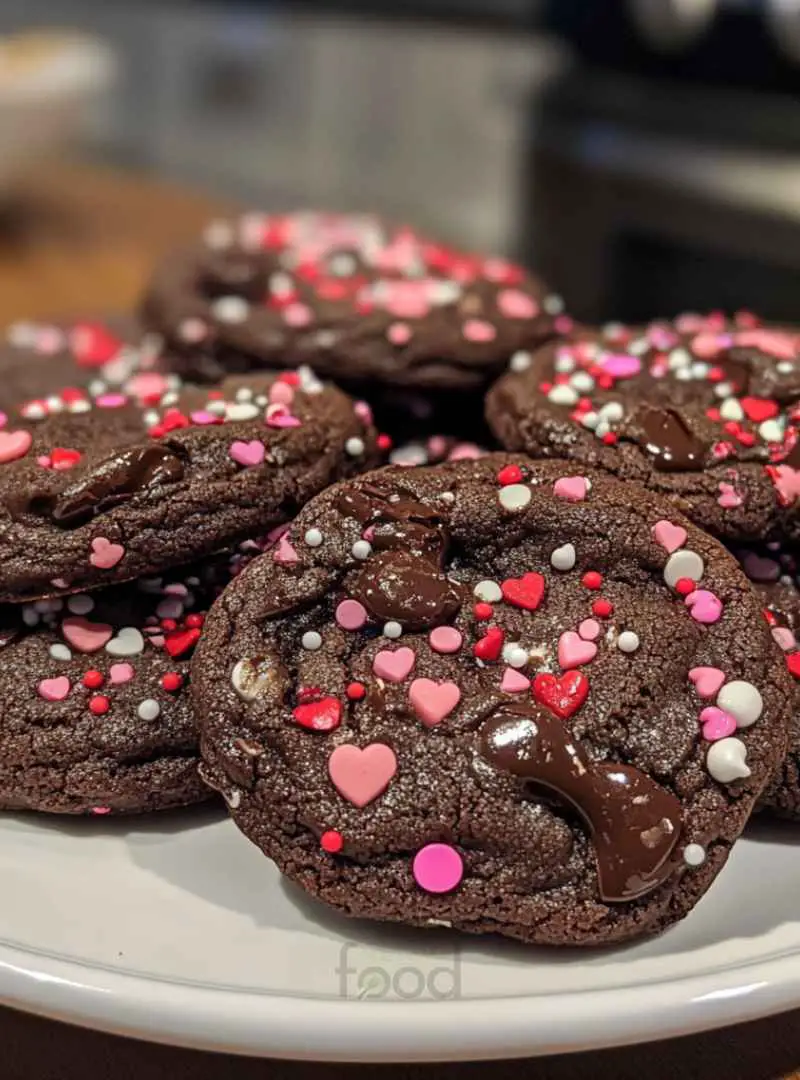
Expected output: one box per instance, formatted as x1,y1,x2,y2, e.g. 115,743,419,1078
0,0,800,325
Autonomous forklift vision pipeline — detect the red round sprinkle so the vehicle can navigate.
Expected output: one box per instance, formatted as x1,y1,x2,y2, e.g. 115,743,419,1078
161,618,177,632
723,420,740,437
346,682,366,701
737,431,756,447
82,670,104,689
787,652,800,680
161,672,183,692
496,464,523,487
592,598,613,618
186,613,205,629
582,571,603,590
321,830,344,854
377,434,392,451
763,609,777,626
474,602,493,620
601,432,618,446
89,695,110,716
675,577,696,595
596,374,614,390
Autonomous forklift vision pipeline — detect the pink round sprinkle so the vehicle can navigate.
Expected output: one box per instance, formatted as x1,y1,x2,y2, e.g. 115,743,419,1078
387,322,412,346
36,454,52,468
463,318,496,343
448,442,483,461
578,618,600,642
427,435,447,458
126,372,169,402
269,381,295,406
429,626,463,654
354,401,373,425
600,353,641,379
497,288,538,320
0,411,7,429
412,843,463,894
283,303,312,328
335,599,368,631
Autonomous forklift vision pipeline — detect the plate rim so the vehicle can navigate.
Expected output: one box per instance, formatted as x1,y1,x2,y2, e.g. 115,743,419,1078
1,936,799,1061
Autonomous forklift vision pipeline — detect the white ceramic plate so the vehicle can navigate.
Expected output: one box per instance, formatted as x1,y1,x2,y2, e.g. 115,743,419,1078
0,808,798,1062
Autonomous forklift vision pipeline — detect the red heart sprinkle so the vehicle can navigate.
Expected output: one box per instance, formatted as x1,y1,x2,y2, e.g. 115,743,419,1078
51,447,82,471
71,323,123,367
164,627,201,657
496,464,523,486
740,397,779,423
787,653,800,680
473,626,505,661
293,696,342,732
501,572,545,611
533,670,589,719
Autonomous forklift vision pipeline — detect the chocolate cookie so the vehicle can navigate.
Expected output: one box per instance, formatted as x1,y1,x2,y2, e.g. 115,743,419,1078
140,211,568,436
733,544,800,819
0,317,152,411
0,365,377,601
486,312,800,545
193,454,791,946
0,545,257,814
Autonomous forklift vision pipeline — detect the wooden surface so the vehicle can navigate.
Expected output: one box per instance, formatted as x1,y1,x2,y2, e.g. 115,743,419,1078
0,156,798,1080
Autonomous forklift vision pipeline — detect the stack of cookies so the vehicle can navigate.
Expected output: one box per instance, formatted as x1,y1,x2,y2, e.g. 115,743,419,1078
1,212,797,948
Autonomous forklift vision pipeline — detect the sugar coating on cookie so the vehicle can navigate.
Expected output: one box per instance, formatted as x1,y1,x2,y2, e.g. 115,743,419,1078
141,211,568,395
486,312,800,545
0,363,377,601
193,454,792,946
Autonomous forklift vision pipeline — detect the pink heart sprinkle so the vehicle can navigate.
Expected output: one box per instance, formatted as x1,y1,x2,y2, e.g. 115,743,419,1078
229,439,266,467
685,590,723,625
373,647,416,683
283,303,312,328
600,353,641,379
700,706,737,742
553,476,589,502
95,393,127,409
689,666,726,698
328,743,397,808
38,676,70,701
557,631,598,670
335,599,368,631
462,319,497,344
501,667,531,693
190,410,218,426
273,534,299,565
89,537,124,570
497,289,538,320
266,410,301,429
387,322,412,346
109,663,134,685
652,520,687,554
429,626,463,654
408,678,461,727
0,429,32,464
717,482,742,509
62,616,113,653
578,618,600,642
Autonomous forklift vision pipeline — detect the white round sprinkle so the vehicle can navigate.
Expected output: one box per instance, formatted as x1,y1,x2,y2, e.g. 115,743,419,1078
719,398,744,422
544,293,564,315
49,644,72,662
627,338,648,355
547,384,578,406
346,437,365,457
211,296,249,324
225,402,259,422
302,631,323,651
137,699,161,721
690,361,709,379
683,843,706,867
474,580,502,603
553,351,575,374
235,387,254,403
510,350,532,373
778,361,794,374
706,737,751,784
505,645,529,669
570,371,595,392
617,631,640,653
203,220,234,249
383,621,403,639
668,348,691,371
22,608,39,627
675,368,693,382
69,400,91,414
270,272,295,297
759,419,783,443
498,484,531,512
352,540,372,560
550,543,576,571
714,381,734,399
144,410,159,427
663,549,704,588
329,253,357,277
304,528,323,547
598,401,624,422
440,491,455,503
160,392,178,407
581,411,599,430
207,400,227,416
716,680,763,728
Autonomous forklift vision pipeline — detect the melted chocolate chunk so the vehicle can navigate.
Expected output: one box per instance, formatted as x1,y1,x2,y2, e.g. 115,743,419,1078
624,406,709,472
50,445,185,527
480,705,682,902
350,550,461,630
